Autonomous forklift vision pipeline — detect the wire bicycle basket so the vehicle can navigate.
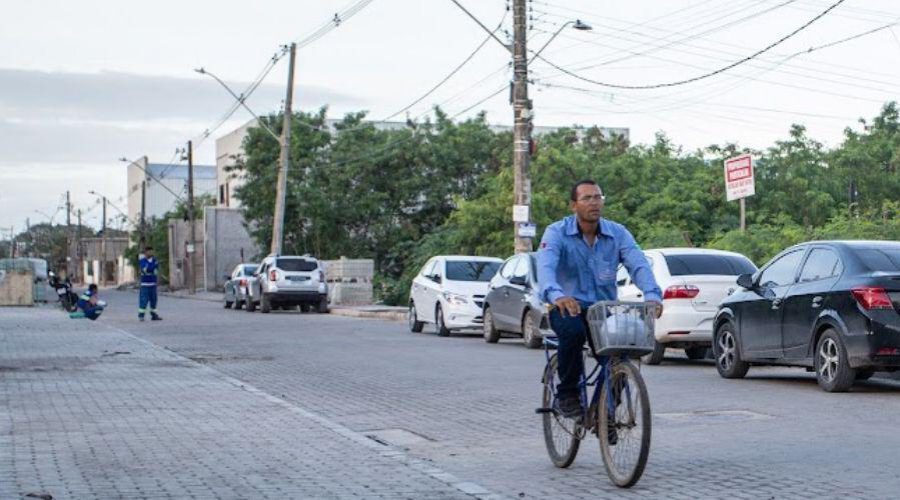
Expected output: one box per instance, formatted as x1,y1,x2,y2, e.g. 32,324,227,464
586,301,656,357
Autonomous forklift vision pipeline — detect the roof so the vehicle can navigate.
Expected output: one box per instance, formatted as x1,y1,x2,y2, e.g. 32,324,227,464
646,247,750,258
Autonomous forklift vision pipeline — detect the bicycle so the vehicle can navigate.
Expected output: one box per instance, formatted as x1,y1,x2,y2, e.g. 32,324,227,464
536,301,656,488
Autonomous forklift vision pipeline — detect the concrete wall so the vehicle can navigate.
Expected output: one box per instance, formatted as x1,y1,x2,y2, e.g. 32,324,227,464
203,207,260,291
0,269,34,306
167,219,205,291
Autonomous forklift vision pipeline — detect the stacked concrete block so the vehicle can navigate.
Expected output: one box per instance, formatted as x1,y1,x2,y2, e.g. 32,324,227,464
322,257,374,305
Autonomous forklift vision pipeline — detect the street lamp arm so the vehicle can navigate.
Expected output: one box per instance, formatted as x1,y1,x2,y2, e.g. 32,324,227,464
195,68,281,142
528,20,592,65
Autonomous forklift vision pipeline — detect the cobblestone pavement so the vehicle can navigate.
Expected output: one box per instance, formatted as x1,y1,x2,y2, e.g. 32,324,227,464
0,306,496,499
6,290,900,499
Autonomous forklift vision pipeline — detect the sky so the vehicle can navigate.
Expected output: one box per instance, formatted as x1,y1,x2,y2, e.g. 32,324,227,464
2,0,899,233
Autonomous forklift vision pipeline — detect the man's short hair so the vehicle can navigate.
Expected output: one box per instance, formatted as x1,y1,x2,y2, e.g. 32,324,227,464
88,284,98,292
570,179,599,201
144,246,153,252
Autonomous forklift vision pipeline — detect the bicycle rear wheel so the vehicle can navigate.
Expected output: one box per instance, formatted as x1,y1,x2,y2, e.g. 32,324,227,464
542,353,580,468
598,359,651,488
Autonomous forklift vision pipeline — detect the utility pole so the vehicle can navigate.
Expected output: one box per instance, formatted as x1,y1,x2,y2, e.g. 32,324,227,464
187,140,196,294
512,0,532,254
271,42,296,256
25,218,31,257
101,197,107,286
76,210,83,283
66,191,72,278
140,180,147,247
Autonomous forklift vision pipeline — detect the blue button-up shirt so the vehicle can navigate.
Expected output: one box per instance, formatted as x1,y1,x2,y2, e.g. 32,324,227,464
537,215,661,305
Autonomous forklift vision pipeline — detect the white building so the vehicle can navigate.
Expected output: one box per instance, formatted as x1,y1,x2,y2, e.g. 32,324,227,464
126,157,217,225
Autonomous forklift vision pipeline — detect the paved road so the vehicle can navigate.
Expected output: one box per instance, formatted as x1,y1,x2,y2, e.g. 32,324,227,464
5,289,900,498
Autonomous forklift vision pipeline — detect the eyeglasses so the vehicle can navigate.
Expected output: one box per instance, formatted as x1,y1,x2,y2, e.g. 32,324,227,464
576,194,606,203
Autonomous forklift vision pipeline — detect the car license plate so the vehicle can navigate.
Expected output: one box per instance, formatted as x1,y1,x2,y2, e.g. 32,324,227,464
288,276,310,282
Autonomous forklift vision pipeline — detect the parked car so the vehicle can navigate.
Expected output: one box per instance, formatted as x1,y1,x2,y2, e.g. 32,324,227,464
223,262,259,310
408,255,503,336
713,240,900,392
246,255,329,313
482,252,551,348
618,248,758,365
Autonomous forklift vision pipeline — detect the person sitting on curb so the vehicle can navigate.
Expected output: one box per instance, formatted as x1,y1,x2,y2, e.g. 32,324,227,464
70,284,106,321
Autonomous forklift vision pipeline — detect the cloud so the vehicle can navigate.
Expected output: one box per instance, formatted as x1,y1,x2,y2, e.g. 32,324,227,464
0,67,361,122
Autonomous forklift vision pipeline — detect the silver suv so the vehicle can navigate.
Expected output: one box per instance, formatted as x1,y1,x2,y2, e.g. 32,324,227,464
247,255,329,313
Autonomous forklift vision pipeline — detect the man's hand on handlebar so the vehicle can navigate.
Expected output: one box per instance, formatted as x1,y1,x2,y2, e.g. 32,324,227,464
648,300,664,319
553,297,582,317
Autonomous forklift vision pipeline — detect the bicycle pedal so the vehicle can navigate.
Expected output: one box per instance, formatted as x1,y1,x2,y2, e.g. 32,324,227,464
535,407,556,414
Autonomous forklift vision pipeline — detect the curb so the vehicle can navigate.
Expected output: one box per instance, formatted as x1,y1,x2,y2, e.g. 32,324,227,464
328,307,406,322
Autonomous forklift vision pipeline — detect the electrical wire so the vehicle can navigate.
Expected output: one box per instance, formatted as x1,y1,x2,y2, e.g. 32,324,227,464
532,0,845,90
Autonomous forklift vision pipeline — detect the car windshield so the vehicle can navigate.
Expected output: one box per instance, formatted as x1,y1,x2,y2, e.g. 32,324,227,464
664,254,757,276
276,258,318,272
855,247,900,272
445,261,501,282
242,265,258,275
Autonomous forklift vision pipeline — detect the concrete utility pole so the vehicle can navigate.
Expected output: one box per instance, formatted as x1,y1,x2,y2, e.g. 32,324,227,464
187,140,196,294
76,210,83,283
512,0,532,254
101,196,107,286
140,180,147,247
271,42,296,256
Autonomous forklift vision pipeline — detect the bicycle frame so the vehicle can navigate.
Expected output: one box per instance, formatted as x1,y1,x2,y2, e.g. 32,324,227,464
543,337,631,432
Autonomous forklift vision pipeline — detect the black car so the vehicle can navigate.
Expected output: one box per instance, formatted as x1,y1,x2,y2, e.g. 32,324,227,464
713,240,900,392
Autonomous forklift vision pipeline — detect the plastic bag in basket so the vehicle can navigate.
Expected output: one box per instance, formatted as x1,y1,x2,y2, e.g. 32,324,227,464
601,312,647,348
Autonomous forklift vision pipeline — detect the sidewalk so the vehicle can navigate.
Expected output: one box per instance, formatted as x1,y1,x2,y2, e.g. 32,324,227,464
0,306,497,499
159,288,408,321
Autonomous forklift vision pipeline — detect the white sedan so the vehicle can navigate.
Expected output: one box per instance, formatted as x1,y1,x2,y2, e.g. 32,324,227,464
617,248,758,364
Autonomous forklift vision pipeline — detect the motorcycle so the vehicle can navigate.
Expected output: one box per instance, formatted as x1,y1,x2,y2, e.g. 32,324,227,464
49,272,79,312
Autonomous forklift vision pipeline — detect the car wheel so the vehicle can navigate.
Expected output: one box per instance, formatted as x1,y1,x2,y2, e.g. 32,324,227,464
713,322,749,379
224,300,233,309
246,297,256,312
815,329,856,392
300,304,310,313
408,302,424,333
522,311,543,349
642,340,666,365
260,294,271,313
235,299,244,310
317,296,329,314
483,307,500,343
684,346,707,360
436,305,451,337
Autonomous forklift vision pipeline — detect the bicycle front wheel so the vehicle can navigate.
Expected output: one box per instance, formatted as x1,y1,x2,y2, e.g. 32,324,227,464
598,359,651,488
542,353,580,468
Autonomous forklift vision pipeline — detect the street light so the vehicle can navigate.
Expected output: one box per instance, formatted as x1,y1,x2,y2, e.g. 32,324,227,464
530,19,593,63
194,67,281,142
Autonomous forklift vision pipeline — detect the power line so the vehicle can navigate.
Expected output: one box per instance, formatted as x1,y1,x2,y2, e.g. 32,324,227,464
533,0,845,90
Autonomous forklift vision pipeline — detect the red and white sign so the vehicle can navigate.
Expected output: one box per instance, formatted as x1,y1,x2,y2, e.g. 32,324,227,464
724,154,755,201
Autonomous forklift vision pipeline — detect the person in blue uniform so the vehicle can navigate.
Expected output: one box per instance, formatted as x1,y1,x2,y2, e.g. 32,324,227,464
138,246,162,321
71,284,105,320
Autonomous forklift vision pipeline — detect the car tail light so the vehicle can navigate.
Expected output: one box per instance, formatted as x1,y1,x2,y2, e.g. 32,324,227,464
663,285,700,300
851,287,893,310
876,347,899,356
269,270,278,282
239,279,247,287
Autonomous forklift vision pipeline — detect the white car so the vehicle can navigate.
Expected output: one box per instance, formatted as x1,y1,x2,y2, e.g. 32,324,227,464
617,248,758,365
247,255,329,313
408,255,503,336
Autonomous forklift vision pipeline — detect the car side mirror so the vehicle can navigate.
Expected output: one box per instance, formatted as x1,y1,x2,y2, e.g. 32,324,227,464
431,275,442,284
510,275,528,287
736,273,754,289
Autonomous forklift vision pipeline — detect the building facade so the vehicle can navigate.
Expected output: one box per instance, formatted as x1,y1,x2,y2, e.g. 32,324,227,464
126,157,217,226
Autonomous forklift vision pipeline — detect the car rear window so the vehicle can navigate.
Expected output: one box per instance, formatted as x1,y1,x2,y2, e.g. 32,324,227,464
445,261,501,282
855,247,900,272
664,254,757,276
276,258,318,272
242,265,258,275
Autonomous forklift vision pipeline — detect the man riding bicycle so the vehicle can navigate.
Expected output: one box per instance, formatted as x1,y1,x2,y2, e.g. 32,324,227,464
537,179,663,419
